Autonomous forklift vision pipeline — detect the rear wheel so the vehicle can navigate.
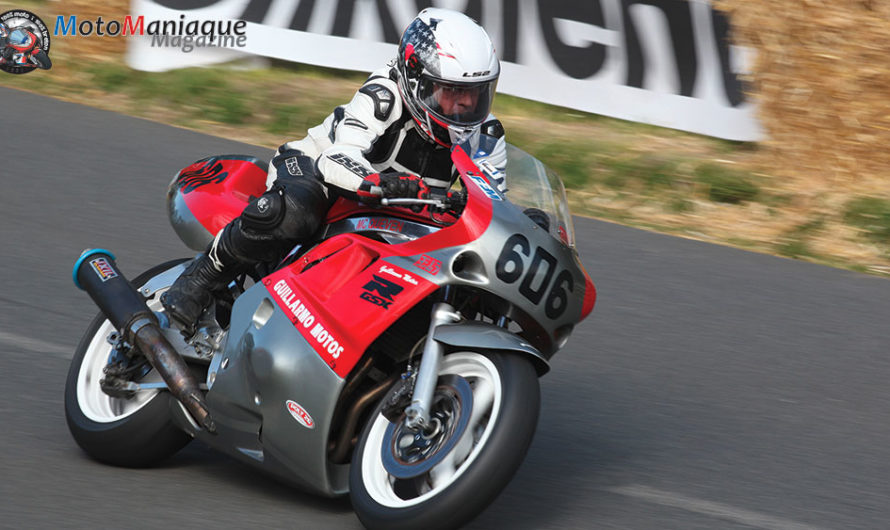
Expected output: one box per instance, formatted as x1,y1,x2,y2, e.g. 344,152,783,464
64,259,192,467
350,351,540,530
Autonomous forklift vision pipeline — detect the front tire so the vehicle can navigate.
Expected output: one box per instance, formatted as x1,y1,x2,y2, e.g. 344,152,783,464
31,50,51,69
64,259,191,467
350,351,540,530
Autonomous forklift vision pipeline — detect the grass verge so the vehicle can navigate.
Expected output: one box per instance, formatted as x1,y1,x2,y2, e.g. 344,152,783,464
2,53,888,276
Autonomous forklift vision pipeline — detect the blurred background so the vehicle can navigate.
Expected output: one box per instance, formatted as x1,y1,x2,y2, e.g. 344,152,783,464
2,0,889,276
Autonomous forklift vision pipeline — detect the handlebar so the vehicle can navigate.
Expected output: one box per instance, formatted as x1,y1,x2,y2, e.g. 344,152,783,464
376,189,467,214
380,198,445,207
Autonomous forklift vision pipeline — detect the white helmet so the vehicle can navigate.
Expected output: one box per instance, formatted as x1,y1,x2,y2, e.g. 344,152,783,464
395,8,500,147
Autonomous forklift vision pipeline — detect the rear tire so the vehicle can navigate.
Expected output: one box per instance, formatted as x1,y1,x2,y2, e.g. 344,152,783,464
349,351,540,530
64,259,192,467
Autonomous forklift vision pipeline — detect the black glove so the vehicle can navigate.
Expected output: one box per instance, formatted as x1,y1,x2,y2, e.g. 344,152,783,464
357,172,429,201
271,148,311,179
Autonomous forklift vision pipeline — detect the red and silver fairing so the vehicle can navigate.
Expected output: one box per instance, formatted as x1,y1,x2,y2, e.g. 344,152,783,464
166,145,595,496
166,155,269,250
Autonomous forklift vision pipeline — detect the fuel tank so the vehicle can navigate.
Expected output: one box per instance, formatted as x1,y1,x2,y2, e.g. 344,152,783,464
167,155,269,250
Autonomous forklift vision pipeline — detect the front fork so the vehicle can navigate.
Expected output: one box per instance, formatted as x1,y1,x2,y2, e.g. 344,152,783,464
403,301,461,430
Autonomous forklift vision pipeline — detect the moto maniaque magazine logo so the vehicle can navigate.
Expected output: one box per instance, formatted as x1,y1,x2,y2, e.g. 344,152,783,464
0,9,52,74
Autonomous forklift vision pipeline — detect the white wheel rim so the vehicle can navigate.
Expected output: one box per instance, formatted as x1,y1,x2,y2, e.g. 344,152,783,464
75,293,164,423
360,352,503,508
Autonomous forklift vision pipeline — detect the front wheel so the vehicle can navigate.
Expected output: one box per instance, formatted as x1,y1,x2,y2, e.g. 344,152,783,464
350,351,540,530
64,259,192,467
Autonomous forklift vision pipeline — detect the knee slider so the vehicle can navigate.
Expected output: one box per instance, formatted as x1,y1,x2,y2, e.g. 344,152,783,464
240,189,286,232
278,194,323,242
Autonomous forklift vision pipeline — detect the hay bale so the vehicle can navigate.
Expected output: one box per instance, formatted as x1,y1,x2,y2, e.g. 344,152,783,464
715,1,890,192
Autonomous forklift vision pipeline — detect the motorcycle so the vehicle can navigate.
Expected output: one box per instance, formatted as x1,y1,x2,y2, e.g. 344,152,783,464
1,27,52,70
66,143,596,529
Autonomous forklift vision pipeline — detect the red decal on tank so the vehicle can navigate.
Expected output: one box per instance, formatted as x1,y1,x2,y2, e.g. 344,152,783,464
177,157,269,238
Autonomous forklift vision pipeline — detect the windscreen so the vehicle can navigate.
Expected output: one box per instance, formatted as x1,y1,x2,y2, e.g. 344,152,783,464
497,144,576,248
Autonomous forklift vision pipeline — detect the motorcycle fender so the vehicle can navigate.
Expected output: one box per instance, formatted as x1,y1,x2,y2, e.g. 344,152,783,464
433,322,549,376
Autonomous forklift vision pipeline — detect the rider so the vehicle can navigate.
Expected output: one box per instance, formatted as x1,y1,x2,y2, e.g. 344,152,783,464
161,8,507,336
0,24,40,67
0,23,11,65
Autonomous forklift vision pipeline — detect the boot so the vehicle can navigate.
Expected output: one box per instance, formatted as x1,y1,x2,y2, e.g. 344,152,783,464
162,220,254,336
160,253,228,337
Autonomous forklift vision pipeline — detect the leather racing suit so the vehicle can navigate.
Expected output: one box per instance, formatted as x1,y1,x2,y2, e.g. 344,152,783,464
160,66,507,334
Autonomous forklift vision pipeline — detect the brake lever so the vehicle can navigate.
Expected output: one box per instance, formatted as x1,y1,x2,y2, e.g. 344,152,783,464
380,198,446,207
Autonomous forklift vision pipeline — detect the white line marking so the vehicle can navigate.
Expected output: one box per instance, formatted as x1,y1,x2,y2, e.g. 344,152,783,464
0,331,72,358
606,485,829,530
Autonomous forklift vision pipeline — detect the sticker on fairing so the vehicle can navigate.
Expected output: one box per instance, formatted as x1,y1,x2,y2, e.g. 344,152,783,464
477,159,504,181
468,174,503,201
89,258,118,282
286,400,315,429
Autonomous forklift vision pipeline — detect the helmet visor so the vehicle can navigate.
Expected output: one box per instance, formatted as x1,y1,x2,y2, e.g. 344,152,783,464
416,77,496,127
9,29,32,46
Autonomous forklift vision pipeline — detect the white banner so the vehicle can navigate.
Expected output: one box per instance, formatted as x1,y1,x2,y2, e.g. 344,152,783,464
127,0,763,141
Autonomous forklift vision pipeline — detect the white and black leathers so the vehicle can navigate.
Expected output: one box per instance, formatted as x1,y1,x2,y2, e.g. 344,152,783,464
161,66,507,333
271,66,507,195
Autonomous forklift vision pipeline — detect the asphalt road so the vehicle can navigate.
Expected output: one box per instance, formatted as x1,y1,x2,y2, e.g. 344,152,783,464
2,86,890,529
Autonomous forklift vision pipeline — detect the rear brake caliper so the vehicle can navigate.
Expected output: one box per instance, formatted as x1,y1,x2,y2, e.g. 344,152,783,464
100,331,151,398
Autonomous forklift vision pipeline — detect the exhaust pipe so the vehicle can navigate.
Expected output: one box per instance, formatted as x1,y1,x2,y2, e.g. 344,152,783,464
73,249,216,433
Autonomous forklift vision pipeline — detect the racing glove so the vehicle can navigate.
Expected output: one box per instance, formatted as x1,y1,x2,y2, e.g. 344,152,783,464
357,172,429,202
270,148,314,180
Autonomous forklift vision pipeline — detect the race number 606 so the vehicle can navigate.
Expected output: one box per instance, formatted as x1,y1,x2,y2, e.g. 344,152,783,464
495,234,573,319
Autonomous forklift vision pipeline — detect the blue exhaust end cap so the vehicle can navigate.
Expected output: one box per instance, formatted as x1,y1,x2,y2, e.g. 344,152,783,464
73,248,116,290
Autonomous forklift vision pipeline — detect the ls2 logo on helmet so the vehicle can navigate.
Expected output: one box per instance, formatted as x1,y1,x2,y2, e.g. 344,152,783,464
0,9,52,74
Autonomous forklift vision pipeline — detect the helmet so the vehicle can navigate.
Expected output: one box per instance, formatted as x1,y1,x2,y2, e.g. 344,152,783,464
8,28,36,52
395,8,500,147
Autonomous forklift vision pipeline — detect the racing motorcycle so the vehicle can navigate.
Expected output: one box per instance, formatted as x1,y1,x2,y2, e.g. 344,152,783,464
0,26,51,70
66,143,596,529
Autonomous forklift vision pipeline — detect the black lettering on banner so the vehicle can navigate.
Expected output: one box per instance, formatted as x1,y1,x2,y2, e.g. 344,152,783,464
501,0,520,63
375,0,401,44
290,0,315,31
240,0,272,23
152,0,746,116
152,0,217,9
331,0,356,37
519,247,557,305
361,274,403,309
711,9,745,107
621,0,696,97
537,0,608,80
496,234,572,319
330,0,403,42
